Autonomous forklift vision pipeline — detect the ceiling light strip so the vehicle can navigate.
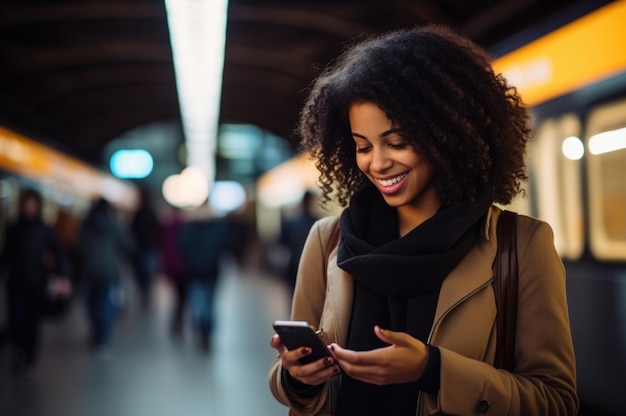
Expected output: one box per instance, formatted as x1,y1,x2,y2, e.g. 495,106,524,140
165,0,229,189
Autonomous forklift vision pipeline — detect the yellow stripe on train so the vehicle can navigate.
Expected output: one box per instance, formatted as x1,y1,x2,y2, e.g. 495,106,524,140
492,1,626,106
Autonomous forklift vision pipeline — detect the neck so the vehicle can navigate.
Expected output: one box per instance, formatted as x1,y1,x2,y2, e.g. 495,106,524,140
397,201,441,237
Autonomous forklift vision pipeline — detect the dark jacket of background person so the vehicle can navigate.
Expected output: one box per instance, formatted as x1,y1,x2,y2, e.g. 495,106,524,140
0,188,70,369
130,189,160,306
158,208,188,334
1,201,70,294
159,209,187,283
76,198,135,285
131,192,159,255
179,217,230,283
178,214,230,350
76,198,134,348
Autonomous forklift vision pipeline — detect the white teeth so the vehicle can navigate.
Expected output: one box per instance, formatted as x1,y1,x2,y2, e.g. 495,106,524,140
378,173,407,187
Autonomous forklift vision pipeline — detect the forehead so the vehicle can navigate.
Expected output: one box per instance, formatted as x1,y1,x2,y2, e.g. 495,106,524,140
349,102,392,125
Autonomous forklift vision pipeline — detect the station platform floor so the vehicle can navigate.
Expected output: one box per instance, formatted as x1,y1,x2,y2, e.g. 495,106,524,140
0,258,292,416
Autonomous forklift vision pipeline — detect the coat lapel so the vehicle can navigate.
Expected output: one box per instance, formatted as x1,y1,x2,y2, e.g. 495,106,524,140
324,244,354,347
429,208,499,359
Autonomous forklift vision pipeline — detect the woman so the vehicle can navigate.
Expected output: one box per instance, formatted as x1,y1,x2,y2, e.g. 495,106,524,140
268,25,578,415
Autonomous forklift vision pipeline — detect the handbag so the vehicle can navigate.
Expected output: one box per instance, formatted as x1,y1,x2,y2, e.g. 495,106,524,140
324,209,519,372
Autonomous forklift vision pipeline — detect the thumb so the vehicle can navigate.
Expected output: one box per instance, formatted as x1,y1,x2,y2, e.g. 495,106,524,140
374,325,413,346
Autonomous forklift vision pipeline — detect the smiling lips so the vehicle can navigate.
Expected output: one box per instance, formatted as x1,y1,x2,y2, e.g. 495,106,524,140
376,172,408,193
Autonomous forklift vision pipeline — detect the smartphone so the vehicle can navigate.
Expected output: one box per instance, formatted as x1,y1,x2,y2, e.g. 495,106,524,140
273,320,332,364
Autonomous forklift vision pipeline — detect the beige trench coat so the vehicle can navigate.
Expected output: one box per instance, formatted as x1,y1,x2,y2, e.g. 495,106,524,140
269,207,579,415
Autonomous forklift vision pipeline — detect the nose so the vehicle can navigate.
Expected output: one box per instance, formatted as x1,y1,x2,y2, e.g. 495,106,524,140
370,147,393,172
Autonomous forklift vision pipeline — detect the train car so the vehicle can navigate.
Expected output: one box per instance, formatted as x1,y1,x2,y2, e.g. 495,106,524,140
492,2,626,415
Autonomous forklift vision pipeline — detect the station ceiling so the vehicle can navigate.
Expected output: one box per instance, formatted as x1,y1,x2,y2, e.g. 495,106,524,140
0,0,607,168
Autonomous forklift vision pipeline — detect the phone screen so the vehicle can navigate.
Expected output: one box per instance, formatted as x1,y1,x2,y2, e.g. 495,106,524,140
273,320,332,364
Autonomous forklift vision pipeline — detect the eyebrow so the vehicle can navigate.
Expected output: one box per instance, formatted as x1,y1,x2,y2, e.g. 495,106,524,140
352,128,402,139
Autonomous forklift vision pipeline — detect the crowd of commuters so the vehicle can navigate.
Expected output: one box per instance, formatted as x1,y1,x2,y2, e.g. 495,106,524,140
0,186,242,375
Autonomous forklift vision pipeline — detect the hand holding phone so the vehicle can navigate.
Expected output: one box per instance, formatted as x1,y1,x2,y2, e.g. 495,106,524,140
273,320,332,364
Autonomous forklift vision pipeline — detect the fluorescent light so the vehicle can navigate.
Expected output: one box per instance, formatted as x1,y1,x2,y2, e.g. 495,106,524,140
589,127,626,155
110,149,154,178
165,0,229,189
561,136,584,160
162,166,209,208
208,181,247,214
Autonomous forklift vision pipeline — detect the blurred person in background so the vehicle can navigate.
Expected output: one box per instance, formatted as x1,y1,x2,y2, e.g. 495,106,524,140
158,206,188,337
130,187,160,310
76,198,134,351
0,188,71,374
179,207,230,352
277,191,319,294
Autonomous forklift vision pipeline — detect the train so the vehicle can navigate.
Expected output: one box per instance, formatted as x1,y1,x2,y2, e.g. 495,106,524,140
491,2,626,415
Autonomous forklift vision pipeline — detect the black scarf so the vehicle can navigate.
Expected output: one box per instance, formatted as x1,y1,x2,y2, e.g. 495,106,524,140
334,185,491,415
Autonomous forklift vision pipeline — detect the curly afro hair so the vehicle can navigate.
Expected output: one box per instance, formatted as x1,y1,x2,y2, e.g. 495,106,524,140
297,24,531,208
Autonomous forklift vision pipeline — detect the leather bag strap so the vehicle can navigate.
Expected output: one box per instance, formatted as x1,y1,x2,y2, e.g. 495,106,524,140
494,210,519,371
325,219,341,268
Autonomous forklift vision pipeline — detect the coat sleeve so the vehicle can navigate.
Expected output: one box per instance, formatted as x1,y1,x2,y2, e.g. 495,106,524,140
268,216,338,416
430,217,579,415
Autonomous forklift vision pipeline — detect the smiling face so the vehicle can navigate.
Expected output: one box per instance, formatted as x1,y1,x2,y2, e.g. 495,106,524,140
349,101,441,229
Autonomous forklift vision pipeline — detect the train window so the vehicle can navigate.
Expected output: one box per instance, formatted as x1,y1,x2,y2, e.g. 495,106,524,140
527,114,584,260
586,98,626,261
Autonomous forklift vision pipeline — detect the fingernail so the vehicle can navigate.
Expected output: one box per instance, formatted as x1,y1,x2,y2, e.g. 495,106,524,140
323,357,333,365
333,366,340,374
327,344,335,352
301,347,311,355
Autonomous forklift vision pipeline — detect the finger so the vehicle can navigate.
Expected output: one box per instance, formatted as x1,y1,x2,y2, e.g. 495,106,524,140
285,346,322,366
270,334,284,350
294,363,341,386
374,326,414,346
328,343,383,366
311,356,340,374
289,355,341,385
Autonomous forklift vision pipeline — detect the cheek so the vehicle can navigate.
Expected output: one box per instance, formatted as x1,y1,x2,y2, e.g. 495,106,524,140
408,154,432,174
418,164,435,185
355,154,369,174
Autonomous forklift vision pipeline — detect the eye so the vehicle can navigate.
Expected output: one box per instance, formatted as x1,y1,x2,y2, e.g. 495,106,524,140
388,141,408,149
356,145,372,154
